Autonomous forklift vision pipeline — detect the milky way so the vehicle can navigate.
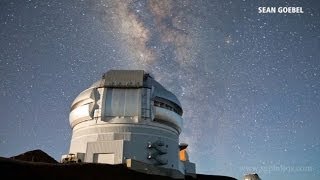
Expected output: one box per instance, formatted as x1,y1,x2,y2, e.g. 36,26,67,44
0,0,320,179
97,0,209,152
101,0,199,68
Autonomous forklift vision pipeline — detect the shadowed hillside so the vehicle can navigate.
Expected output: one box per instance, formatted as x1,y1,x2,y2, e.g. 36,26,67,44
10,149,58,163
0,150,237,180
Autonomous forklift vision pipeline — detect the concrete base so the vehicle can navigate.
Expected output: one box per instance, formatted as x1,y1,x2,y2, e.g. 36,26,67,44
184,161,196,178
126,159,185,179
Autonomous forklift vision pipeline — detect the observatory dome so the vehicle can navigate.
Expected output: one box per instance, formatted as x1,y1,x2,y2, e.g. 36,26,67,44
64,70,195,178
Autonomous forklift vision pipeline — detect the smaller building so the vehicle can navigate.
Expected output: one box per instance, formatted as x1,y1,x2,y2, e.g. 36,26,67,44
244,173,261,180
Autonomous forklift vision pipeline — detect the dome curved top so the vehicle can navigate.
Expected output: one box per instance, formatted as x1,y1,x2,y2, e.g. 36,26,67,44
88,70,182,109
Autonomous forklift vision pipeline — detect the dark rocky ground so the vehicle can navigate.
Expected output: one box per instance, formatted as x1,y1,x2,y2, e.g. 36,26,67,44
0,150,237,180
10,149,58,163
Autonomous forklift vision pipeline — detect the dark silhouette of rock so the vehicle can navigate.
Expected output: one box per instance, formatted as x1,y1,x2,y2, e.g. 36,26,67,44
10,149,58,163
0,150,237,180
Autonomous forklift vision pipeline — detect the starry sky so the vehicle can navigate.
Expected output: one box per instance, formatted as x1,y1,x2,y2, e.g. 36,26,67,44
0,0,319,179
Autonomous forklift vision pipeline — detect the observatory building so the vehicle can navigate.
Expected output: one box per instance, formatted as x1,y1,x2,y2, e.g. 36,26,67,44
244,173,261,180
62,70,196,178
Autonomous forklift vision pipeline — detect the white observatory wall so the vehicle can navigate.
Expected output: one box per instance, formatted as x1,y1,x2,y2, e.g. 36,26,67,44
121,126,180,169
153,106,183,132
68,87,104,154
68,86,182,171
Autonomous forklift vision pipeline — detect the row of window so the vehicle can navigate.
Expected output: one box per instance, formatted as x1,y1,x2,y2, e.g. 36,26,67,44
153,100,182,115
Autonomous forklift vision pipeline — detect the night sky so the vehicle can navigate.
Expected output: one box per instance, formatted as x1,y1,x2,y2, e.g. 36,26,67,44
0,0,319,179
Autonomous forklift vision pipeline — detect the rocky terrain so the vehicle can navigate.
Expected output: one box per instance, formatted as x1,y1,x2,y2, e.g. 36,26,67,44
0,150,237,180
